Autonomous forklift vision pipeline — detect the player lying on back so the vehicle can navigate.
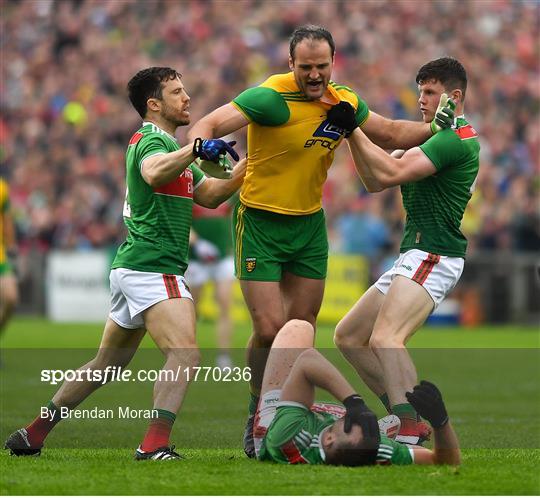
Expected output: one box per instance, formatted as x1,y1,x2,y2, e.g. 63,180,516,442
254,319,460,466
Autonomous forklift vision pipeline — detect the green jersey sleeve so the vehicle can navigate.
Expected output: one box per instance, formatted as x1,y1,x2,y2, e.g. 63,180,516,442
351,91,370,126
232,87,290,126
377,435,414,465
191,163,206,189
136,134,171,171
265,404,309,448
419,129,465,172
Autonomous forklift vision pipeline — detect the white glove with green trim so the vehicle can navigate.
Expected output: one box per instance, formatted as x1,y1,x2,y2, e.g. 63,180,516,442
196,155,233,179
430,93,456,134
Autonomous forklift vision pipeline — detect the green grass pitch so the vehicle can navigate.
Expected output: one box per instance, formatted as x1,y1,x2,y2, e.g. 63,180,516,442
1,317,539,495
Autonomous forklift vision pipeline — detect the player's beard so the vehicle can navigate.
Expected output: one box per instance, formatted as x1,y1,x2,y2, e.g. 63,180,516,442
161,102,190,127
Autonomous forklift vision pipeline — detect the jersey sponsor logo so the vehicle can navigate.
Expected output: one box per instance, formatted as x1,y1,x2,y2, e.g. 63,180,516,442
154,169,194,198
245,257,256,273
128,132,144,145
312,120,344,140
303,119,342,150
454,124,478,140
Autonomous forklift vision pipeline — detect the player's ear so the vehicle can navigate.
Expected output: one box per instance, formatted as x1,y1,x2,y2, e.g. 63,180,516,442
450,89,462,105
288,54,294,71
146,98,160,113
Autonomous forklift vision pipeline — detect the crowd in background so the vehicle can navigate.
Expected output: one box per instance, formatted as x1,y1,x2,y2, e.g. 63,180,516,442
2,0,539,276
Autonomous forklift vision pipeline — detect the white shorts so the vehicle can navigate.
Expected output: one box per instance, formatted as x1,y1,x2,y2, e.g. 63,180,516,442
374,249,464,307
109,268,193,329
184,256,234,288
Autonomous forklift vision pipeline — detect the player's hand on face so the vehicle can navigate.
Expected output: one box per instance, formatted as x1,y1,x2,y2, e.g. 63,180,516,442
406,380,449,428
193,138,240,163
430,93,456,134
342,395,379,438
326,101,358,138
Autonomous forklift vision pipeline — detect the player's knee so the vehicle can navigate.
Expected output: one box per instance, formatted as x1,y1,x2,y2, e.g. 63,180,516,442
334,320,368,350
253,317,285,346
278,319,314,342
166,346,200,368
368,332,404,350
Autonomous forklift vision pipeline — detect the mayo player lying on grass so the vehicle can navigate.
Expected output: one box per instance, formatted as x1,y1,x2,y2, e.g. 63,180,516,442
254,319,460,466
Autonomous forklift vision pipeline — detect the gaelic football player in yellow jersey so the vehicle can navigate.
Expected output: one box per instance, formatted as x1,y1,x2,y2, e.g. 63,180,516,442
0,177,19,336
188,25,455,457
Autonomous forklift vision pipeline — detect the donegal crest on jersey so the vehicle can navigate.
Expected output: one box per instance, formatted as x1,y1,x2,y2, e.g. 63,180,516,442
112,122,205,275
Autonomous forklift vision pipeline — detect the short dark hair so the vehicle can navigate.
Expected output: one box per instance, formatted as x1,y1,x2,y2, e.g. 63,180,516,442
127,67,182,119
416,57,467,100
325,431,380,467
289,25,335,60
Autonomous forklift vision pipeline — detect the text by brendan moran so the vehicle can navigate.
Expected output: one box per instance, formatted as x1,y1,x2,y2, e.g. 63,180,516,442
41,406,158,420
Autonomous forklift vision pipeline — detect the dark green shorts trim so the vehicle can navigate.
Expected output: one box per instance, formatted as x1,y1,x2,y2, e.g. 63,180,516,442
233,203,328,281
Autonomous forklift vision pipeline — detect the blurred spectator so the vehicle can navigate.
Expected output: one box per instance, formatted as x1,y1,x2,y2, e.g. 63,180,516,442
1,0,538,264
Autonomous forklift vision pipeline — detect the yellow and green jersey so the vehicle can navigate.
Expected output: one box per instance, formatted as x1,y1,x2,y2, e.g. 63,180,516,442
232,72,370,215
0,178,10,266
402,116,480,258
258,403,413,465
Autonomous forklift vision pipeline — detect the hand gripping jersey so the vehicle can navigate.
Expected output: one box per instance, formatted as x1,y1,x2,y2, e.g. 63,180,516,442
232,72,370,215
400,116,480,258
258,402,413,465
112,122,206,275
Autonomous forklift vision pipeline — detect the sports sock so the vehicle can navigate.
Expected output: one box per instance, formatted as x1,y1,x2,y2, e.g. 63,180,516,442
25,400,63,447
248,392,259,416
392,403,418,434
379,393,392,414
140,409,176,452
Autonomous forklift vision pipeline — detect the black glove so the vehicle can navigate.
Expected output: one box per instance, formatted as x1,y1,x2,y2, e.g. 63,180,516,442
406,380,449,428
326,101,358,137
342,394,379,438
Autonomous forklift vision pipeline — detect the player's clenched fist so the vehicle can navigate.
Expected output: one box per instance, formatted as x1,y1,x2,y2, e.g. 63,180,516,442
326,101,358,137
406,380,449,428
193,138,240,163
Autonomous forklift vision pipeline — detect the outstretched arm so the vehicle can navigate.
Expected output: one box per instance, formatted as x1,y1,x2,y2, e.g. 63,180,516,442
347,126,436,192
187,103,249,141
360,111,433,150
412,421,461,465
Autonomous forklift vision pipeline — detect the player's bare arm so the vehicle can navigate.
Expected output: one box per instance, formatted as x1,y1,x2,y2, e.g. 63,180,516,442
194,158,247,208
359,111,433,150
188,103,249,141
140,145,197,187
280,348,356,408
411,421,461,465
347,127,437,191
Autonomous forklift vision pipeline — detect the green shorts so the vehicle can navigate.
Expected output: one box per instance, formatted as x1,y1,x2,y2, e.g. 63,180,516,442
0,261,12,276
233,203,328,281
